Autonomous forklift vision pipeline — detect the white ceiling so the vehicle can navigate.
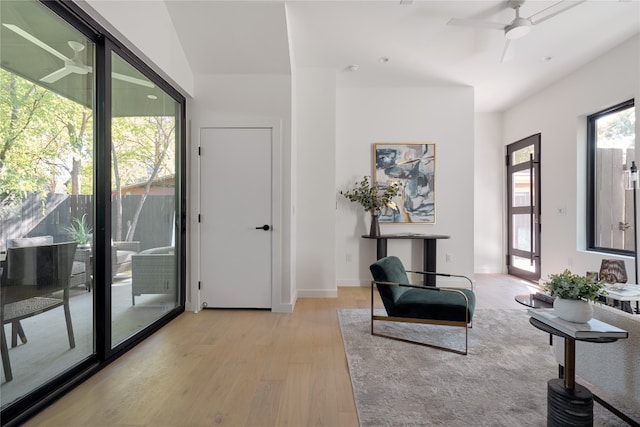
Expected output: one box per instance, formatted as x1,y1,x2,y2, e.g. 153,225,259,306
165,0,640,112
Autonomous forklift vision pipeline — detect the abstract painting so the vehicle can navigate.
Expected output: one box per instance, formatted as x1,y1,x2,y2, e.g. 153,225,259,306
374,143,436,223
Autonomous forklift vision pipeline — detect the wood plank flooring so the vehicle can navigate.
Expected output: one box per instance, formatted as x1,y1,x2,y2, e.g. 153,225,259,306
23,274,538,427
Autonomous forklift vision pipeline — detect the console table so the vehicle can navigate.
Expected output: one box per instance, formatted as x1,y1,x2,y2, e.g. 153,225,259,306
362,233,450,286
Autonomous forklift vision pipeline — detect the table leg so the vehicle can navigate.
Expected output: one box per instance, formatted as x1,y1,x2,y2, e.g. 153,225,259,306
564,337,575,390
376,239,387,260
423,239,437,286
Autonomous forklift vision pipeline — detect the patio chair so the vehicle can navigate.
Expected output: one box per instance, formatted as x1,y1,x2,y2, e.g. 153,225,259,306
8,236,89,290
369,256,475,355
1,241,77,381
112,240,141,279
131,246,175,305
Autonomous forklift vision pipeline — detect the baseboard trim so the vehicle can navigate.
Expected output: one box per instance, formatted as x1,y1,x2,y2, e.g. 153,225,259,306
297,289,338,298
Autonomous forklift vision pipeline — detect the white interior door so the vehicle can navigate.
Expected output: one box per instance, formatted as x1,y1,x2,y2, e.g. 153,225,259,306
199,127,272,308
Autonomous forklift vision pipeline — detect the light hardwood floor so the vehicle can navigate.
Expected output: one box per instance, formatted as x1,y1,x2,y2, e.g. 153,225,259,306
23,274,538,427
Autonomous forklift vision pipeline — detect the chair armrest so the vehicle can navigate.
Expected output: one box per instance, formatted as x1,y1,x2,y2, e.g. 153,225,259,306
406,270,474,291
371,280,445,291
112,241,140,252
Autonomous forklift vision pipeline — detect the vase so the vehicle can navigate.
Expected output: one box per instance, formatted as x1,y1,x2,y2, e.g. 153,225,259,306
369,213,380,237
553,298,593,323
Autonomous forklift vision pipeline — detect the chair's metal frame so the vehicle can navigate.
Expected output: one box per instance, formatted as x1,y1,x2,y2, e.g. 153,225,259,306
370,271,473,355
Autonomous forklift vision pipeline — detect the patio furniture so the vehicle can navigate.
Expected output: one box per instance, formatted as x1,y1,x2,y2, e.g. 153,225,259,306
112,240,141,279
1,241,77,382
7,236,90,290
131,246,175,305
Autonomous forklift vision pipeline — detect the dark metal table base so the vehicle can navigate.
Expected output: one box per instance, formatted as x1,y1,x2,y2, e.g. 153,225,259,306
547,378,593,426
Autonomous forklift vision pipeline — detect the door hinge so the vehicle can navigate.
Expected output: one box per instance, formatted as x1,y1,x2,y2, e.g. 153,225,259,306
198,214,201,223
506,254,510,266
198,146,201,156
505,154,509,167
198,281,201,290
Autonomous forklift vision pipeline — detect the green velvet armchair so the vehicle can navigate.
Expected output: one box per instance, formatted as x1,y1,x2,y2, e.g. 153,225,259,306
369,256,476,355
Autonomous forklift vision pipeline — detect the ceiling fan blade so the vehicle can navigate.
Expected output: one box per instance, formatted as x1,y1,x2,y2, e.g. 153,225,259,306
40,67,75,83
501,39,516,62
528,0,587,26
2,23,70,62
447,18,506,31
112,72,155,88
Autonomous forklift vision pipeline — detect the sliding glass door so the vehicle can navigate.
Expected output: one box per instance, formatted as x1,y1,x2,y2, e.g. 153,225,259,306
110,52,180,347
0,0,96,408
0,0,185,422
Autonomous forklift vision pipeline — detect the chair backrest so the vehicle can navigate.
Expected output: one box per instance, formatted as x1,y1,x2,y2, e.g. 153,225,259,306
369,256,411,313
1,242,77,304
6,235,54,248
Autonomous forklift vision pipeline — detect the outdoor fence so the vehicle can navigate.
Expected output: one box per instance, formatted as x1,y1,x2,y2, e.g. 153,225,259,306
0,193,175,252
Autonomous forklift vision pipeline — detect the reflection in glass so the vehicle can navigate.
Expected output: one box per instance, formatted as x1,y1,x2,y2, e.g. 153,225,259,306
593,105,636,252
512,255,536,272
512,214,534,252
0,0,94,408
110,53,179,347
512,170,535,208
512,146,534,166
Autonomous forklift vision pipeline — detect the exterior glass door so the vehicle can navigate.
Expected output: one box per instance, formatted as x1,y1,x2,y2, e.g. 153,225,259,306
507,134,541,281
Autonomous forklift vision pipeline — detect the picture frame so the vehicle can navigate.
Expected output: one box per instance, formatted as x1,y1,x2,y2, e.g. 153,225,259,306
373,143,436,223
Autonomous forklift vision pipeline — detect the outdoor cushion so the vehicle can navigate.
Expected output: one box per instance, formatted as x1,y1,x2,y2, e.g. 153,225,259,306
116,250,136,265
7,236,54,248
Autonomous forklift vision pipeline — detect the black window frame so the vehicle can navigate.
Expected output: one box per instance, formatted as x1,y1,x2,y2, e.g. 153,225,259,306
586,98,636,256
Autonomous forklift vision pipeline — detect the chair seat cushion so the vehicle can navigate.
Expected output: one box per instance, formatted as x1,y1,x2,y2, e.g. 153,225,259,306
390,287,475,323
116,250,136,264
71,261,85,275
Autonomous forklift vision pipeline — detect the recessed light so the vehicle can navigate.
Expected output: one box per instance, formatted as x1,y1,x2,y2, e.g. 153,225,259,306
541,56,553,62
147,94,158,100
379,57,389,63
345,64,359,72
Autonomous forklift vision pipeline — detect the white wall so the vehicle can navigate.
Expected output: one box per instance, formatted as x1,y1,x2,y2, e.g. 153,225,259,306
503,34,640,281
295,69,337,297
335,87,475,286
189,74,294,312
79,0,194,97
474,113,505,274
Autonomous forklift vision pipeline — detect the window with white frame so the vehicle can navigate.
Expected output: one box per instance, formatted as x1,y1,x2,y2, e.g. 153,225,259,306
587,99,636,254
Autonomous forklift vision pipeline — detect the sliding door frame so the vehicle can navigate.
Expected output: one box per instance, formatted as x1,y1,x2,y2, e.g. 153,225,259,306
2,1,186,424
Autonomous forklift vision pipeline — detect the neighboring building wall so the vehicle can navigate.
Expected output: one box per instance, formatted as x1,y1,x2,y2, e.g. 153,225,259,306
503,34,640,281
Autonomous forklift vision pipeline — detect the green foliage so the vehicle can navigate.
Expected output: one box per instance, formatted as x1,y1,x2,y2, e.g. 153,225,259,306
544,269,606,302
340,176,400,214
64,214,92,244
0,68,94,205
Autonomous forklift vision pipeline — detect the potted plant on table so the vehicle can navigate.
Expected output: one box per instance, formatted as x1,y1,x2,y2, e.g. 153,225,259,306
340,176,400,237
544,269,606,323
65,214,93,248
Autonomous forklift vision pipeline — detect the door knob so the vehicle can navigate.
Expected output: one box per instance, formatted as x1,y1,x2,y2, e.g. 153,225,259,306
255,224,270,231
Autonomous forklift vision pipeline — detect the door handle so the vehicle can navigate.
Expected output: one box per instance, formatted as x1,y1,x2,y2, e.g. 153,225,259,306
255,225,270,231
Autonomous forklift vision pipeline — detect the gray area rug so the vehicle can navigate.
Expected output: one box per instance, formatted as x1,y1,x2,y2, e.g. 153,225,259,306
338,308,633,427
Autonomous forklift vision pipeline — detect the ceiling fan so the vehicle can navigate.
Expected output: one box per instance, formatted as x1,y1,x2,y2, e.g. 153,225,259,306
2,23,154,88
447,0,587,62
